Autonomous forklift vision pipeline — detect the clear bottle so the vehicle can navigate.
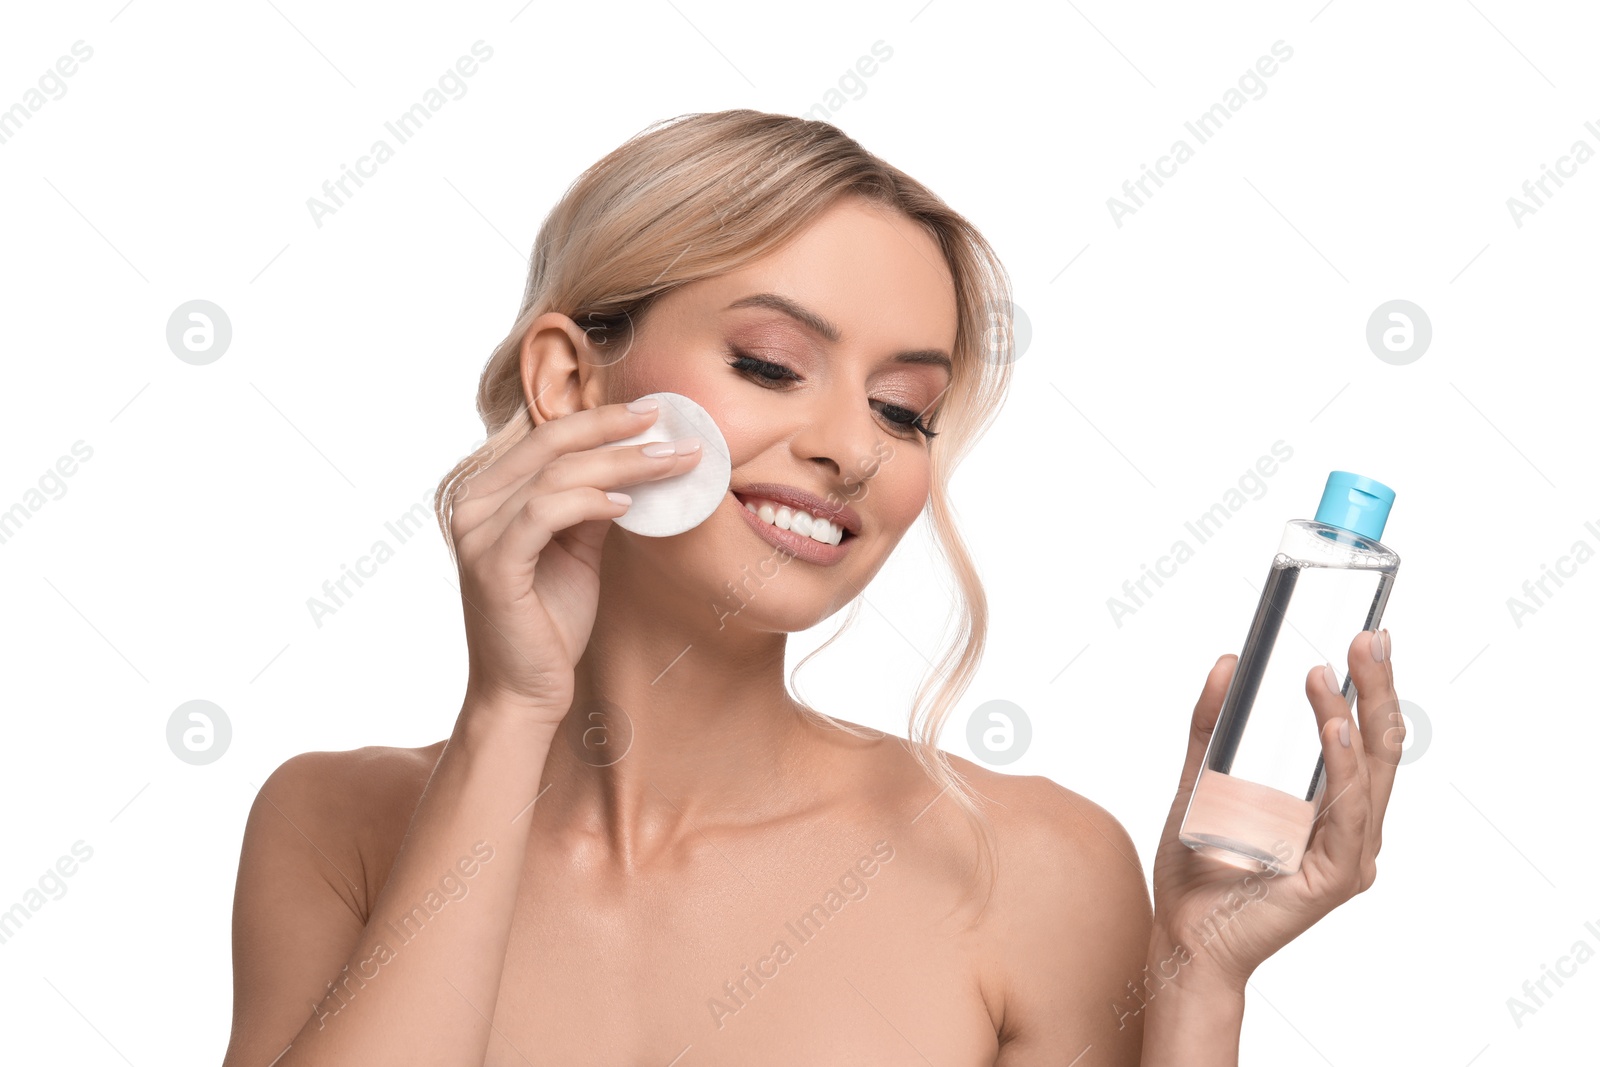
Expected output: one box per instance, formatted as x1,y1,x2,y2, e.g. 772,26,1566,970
1178,471,1399,875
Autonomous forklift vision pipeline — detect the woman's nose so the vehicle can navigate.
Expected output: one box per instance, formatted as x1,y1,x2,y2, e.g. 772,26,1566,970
785,391,886,481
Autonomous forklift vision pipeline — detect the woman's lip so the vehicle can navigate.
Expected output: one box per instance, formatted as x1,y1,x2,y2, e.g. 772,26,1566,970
732,493,853,565
731,483,862,536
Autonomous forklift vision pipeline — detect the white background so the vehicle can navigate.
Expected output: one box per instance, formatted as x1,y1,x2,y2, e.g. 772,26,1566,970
2,1,1595,1063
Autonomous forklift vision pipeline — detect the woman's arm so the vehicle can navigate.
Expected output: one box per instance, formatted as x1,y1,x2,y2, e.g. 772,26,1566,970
992,630,1399,1065
1136,929,1246,1066
221,699,558,1066
986,779,1154,1066
221,399,696,1063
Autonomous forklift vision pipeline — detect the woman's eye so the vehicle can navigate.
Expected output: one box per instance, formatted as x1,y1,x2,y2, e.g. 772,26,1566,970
727,349,939,441
728,352,797,385
875,402,940,441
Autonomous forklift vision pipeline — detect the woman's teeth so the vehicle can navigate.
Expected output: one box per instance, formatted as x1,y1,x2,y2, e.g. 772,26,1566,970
742,497,845,546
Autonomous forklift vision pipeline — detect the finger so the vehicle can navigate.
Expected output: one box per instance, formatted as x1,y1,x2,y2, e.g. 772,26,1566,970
457,401,662,505
1302,662,1370,883
487,485,633,576
1158,653,1235,847
467,441,704,552
1349,628,1402,823
1177,653,1236,801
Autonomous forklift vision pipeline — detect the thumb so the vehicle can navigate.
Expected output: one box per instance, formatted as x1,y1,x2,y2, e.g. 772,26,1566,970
1176,653,1236,802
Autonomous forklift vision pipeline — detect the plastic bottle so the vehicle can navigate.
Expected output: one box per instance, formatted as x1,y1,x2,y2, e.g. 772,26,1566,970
1178,471,1399,875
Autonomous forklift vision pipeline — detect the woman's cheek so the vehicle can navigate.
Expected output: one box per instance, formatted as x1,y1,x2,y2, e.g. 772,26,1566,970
875,463,934,536
703,393,778,454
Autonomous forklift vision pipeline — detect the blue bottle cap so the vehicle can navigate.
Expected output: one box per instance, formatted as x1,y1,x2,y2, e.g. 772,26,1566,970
1314,471,1395,541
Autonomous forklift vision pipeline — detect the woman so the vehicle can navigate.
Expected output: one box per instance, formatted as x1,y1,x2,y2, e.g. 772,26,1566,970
222,110,1402,1066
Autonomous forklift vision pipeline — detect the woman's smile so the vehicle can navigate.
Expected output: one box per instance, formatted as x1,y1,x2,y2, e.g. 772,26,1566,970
731,488,856,565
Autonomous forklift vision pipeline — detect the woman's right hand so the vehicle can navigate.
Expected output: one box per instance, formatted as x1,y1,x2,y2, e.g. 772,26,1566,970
447,398,703,726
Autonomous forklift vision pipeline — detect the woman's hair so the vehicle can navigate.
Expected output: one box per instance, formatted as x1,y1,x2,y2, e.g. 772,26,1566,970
434,109,1017,893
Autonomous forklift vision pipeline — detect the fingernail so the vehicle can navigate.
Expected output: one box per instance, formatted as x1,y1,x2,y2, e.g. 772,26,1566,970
606,491,631,506
672,436,702,453
1338,717,1351,747
1322,663,1342,695
1382,629,1392,661
1370,629,1387,664
642,441,676,456
627,398,659,413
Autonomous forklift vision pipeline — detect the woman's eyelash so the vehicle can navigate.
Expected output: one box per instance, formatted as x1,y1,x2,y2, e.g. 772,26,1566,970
726,349,939,440
727,351,799,384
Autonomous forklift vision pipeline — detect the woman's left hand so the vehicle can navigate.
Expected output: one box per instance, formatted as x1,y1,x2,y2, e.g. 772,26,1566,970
1147,629,1402,991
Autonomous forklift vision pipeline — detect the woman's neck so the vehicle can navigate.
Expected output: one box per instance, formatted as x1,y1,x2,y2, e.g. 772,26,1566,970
536,554,819,862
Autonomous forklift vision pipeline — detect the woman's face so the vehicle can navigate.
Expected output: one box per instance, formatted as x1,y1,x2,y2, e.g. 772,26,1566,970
595,195,960,632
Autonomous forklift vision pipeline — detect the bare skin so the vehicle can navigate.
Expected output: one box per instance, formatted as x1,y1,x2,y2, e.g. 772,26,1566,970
223,197,1404,1066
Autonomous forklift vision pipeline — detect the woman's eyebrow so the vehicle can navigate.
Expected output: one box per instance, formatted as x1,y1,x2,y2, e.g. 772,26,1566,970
724,292,953,372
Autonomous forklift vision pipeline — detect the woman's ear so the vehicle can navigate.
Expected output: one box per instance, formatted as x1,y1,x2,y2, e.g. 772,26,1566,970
519,312,592,425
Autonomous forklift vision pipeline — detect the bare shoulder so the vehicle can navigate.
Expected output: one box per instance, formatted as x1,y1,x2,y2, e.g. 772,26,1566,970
260,739,445,797
821,726,1153,1063
821,722,1147,902
954,754,1150,902
223,740,447,1065
250,740,446,914
947,755,1154,1064
259,740,446,805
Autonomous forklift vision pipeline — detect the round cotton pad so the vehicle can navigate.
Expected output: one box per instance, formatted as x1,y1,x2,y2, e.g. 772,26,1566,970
608,391,732,537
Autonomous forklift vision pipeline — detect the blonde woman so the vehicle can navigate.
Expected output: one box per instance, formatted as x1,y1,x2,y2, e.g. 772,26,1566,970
222,110,1403,1066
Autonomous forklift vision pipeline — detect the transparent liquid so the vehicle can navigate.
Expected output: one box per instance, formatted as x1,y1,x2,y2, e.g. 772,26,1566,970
1180,527,1396,874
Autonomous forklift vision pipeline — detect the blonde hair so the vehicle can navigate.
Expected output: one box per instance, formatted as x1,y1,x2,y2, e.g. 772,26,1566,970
433,109,1017,892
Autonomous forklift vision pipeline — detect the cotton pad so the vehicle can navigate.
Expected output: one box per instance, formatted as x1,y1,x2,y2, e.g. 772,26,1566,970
608,391,732,537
